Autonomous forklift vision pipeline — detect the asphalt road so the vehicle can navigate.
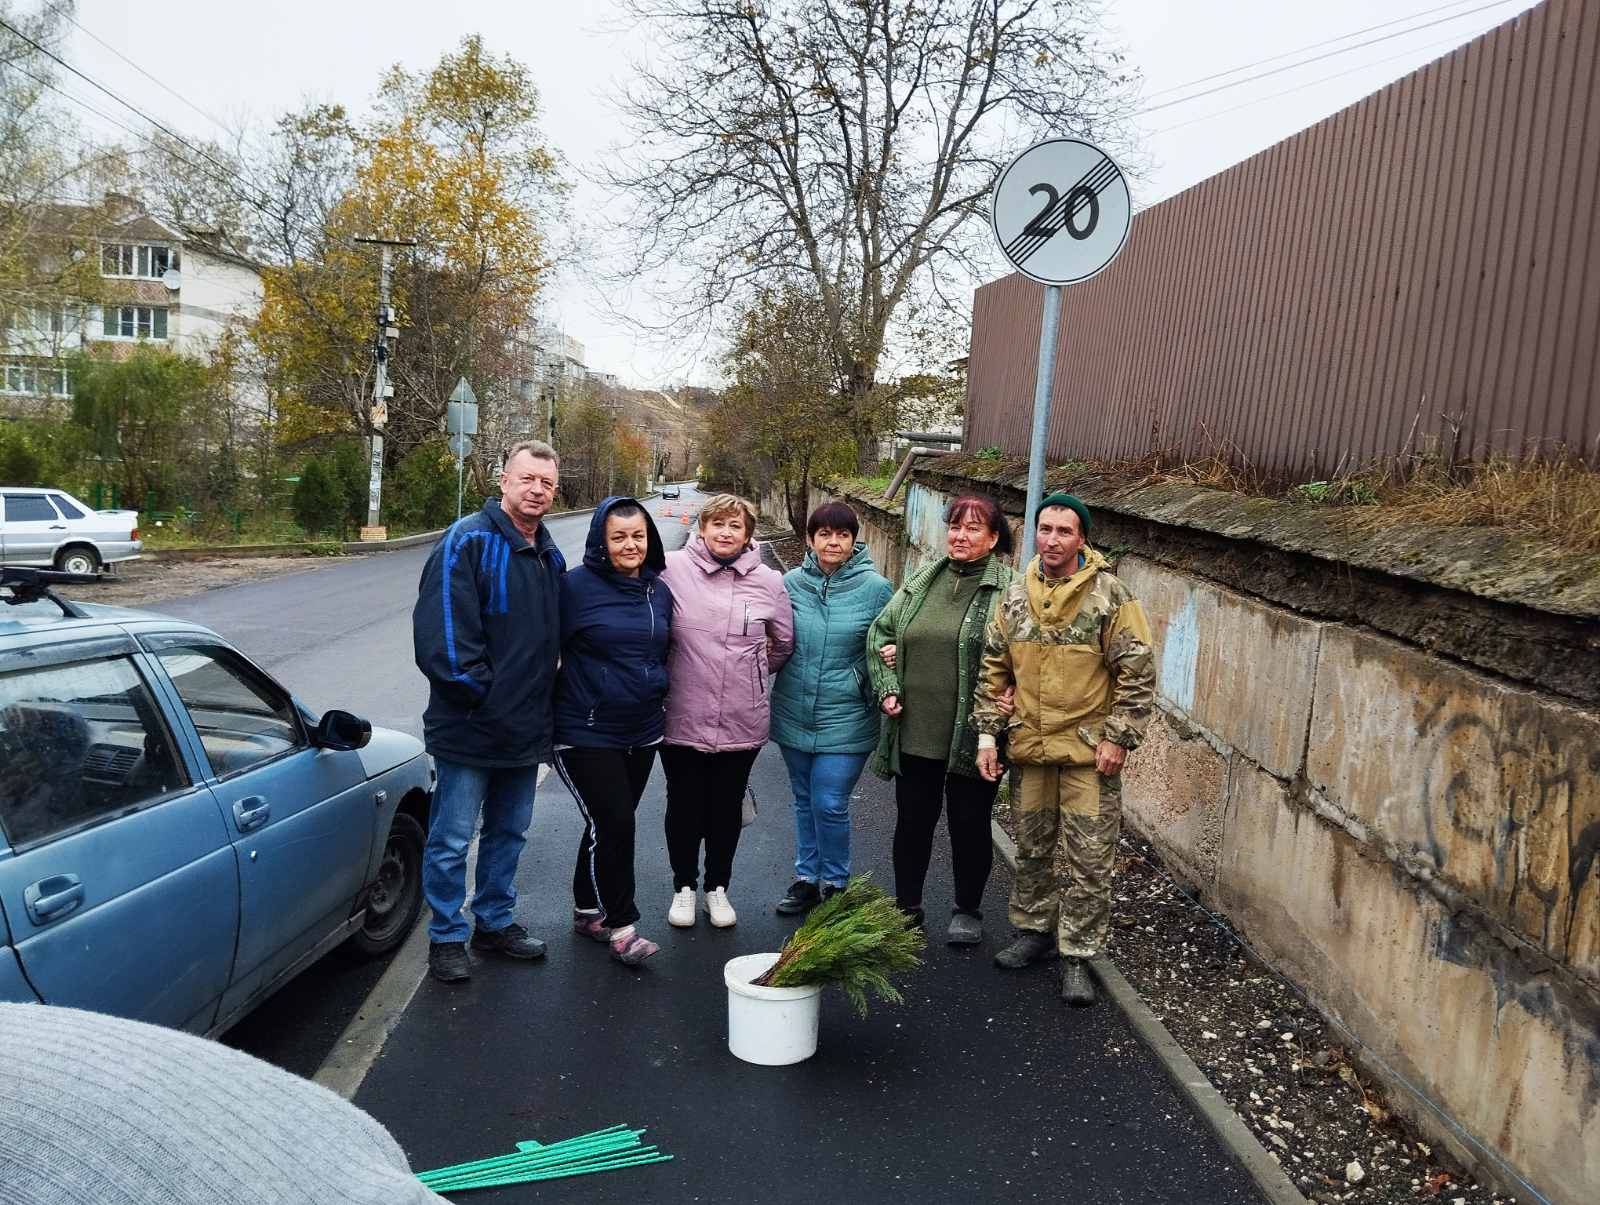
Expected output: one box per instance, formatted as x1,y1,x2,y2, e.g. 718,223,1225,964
141,485,1262,1202
355,721,1261,1205
148,488,702,1075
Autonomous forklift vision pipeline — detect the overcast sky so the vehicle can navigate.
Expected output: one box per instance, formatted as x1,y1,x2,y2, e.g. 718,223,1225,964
54,0,1540,387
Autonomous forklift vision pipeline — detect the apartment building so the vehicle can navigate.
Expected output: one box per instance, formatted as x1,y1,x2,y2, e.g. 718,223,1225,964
1,197,263,415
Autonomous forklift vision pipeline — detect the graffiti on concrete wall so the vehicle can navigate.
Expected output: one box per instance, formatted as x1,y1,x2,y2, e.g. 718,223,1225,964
904,483,948,575
1412,694,1600,970
1159,594,1199,714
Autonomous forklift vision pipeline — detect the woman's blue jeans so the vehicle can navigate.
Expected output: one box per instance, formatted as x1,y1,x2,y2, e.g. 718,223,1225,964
778,745,870,889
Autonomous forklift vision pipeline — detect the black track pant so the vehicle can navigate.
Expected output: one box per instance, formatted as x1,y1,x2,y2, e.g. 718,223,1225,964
892,752,1000,917
660,744,761,892
553,745,657,929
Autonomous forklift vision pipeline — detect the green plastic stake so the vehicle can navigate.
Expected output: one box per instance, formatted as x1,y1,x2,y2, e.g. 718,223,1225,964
435,1153,674,1193
416,1126,633,1182
417,1129,655,1189
415,1124,671,1194
425,1145,659,1190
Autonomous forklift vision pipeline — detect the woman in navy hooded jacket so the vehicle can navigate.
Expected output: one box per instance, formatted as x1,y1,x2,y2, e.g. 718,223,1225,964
552,497,673,966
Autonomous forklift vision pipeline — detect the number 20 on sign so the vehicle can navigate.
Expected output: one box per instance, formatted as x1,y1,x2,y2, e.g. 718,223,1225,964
989,136,1131,287
988,136,1132,565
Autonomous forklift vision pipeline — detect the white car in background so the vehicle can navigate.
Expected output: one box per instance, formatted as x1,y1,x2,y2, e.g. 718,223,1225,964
0,488,142,575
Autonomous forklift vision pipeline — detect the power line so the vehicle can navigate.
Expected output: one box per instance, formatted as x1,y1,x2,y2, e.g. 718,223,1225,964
2,54,273,240
41,0,239,140
1135,0,1525,117
1150,28,1478,138
0,14,275,216
2,65,273,303
3,56,152,147
1141,0,1517,100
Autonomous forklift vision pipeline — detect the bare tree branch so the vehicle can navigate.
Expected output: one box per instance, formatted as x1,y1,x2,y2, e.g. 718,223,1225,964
603,0,1138,468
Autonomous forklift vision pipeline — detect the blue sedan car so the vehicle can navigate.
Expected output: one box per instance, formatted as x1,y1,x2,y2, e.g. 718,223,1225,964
0,568,431,1035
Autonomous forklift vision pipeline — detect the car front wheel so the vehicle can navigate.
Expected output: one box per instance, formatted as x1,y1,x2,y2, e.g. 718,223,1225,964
344,811,424,959
55,545,100,575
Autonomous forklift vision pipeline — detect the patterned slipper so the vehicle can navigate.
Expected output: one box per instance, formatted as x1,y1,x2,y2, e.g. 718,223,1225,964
573,909,611,943
610,932,659,967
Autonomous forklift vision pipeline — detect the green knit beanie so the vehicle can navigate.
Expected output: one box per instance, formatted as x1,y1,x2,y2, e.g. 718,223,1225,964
1035,492,1092,539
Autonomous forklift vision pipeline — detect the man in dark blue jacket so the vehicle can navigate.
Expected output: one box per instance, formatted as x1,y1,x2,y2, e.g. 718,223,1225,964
413,440,566,983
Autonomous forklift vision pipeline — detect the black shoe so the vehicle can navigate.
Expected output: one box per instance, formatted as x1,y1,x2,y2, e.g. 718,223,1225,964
901,905,925,930
428,941,471,983
993,931,1057,969
820,882,845,902
470,922,547,960
776,879,821,916
1061,957,1097,1006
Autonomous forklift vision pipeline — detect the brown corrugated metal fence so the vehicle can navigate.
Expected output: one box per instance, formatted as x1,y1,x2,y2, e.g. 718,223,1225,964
965,0,1600,474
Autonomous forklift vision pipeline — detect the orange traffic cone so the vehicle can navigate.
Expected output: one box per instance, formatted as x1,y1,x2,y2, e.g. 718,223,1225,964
664,505,675,516
681,513,691,525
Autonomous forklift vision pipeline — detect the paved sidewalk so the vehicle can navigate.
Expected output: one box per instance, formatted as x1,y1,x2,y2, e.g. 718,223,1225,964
356,746,1265,1204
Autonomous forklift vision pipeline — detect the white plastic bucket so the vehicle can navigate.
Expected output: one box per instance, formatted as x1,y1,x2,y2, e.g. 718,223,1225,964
724,952,822,1065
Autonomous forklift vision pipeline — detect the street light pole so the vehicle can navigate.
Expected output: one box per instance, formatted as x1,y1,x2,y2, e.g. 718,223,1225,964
354,236,416,540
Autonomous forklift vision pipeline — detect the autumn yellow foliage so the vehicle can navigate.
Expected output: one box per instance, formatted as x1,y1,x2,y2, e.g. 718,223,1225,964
252,35,559,451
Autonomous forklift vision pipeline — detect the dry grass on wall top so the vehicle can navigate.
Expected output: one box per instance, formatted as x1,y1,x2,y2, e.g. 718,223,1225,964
934,449,1600,556
1353,453,1600,555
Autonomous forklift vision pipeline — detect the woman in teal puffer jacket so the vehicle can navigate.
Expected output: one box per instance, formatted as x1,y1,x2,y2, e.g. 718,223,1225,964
769,502,893,916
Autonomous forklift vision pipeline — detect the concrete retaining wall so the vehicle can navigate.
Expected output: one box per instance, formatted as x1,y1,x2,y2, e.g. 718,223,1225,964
886,467,1599,1205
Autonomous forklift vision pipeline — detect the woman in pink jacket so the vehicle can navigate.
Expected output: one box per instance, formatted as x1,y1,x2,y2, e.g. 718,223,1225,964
660,493,795,929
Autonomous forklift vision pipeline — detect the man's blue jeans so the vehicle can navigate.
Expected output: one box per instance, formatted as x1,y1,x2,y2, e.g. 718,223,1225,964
778,745,870,889
423,758,539,943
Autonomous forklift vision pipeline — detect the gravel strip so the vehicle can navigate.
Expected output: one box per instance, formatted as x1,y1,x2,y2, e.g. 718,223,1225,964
1102,829,1518,1205
64,555,332,609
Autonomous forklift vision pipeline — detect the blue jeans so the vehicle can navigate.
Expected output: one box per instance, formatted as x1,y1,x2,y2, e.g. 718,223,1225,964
778,745,869,889
423,758,540,943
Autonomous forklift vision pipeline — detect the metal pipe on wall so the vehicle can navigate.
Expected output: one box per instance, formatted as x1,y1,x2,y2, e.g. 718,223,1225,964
884,447,954,501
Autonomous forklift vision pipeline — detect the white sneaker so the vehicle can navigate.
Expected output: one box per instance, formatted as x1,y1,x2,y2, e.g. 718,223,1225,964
704,887,737,928
668,887,696,928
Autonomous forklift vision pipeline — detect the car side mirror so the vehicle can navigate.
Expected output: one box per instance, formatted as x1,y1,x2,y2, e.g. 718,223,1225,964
314,709,371,751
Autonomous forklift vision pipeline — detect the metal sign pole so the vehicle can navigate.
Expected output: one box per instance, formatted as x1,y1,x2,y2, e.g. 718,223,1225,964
988,136,1130,568
1020,283,1062,570
447,377,477,523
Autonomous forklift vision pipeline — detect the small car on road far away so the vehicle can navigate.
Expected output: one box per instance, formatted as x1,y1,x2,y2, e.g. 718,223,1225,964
0,568,430,1036
0,487,142,574
660,483,681,498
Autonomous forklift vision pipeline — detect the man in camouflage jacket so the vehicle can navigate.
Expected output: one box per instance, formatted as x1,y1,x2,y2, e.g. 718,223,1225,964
973,493,1156,1005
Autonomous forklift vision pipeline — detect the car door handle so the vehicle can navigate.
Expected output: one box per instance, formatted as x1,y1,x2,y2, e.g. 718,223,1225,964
233,796,271,832
24,874,84,924
48,525,66,530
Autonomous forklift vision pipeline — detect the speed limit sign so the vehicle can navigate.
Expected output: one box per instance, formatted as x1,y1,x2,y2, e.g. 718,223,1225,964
990,136,1132,565
990,137,1131,286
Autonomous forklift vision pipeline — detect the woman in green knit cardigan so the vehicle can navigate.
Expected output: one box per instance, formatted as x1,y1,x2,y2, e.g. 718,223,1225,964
866,493,1015,946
